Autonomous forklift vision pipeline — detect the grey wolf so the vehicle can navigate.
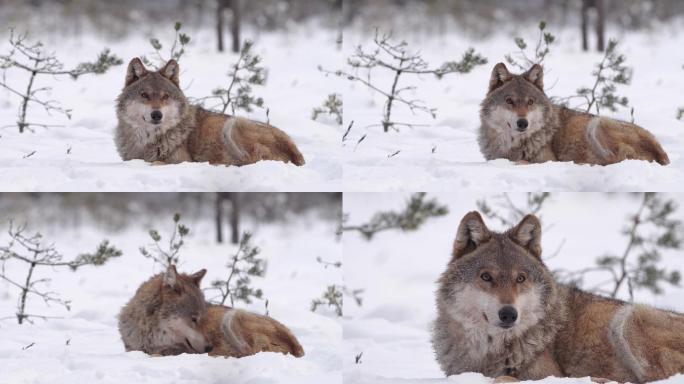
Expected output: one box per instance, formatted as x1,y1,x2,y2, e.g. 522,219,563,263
478,63,669,165
431,211,684,383
118,265,304,358
115,58,305,166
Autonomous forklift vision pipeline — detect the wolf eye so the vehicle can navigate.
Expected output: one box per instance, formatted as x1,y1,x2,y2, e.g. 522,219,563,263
527,98,534,106
516,274,526,283
161,94,169,101
480,272,492,282
191,316,199,324
141,92,149,99
505,97,514,105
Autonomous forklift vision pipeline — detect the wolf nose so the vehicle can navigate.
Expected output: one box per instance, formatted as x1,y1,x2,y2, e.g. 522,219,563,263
516,119,528,131
498,306,518,325
150,110,163,122
204,345,213,353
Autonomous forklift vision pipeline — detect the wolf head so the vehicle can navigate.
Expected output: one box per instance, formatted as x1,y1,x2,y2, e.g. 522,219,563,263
156,265,213,354
480,63,552,137
117,58,188,135
437,211,555,337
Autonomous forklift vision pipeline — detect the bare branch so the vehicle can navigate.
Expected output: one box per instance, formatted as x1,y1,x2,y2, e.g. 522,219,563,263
0,29,121,133
0,221,120,324
320,29,486,132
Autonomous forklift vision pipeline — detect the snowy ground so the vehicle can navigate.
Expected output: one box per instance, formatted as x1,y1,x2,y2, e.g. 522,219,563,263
0,209,342,383
343,193,684,383
0,23,342,192
342,22,684,192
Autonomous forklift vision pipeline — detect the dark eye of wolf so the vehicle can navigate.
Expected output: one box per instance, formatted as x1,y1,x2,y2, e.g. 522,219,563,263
480,272,492,282
505,97,514,105
516,274,526,283
527,98,534,106
141,92,149,99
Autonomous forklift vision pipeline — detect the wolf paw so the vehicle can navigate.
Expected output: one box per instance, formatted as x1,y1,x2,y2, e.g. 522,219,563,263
493,376,519,383
590,377,617,384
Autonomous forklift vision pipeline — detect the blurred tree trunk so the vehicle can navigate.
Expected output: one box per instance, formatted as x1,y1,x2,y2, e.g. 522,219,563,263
217,0,227,52
334,0,343,50
230,0,241,53
217,0,241,53
581,0,605,52
581,0,590,51
216,193,224,243
229,194,240,244
596,0,605,52
216,193,241,244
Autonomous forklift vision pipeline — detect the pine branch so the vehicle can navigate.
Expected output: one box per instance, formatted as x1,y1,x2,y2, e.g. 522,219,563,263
207,232,265,307
477,193,550,227
505,21,556,71
312,93,343,126
194,40,267,115
141,21,191,69
576,39,632,115
139,213,189,268
343,192,448,240
311,285,343,316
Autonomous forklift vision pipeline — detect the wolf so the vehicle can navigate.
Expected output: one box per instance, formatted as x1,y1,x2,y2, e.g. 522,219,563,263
478,63,669,165
118,265,304,358
431,211,684,383
115,58,305,166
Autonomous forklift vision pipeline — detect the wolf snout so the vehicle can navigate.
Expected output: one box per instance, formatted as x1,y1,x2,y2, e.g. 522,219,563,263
516,118,528,132
498,306,518,328
150,110,163,124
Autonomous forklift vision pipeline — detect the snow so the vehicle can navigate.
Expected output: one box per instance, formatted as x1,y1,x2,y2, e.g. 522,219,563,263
0,24,342,191
0,211,342,383
342,24,684,192
343,193,684,383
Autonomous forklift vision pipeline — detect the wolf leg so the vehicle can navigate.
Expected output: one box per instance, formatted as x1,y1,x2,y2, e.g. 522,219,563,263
589,378,616,383
220,117,305,166
493,376,518,383
221,308,304,358
610,305,684,382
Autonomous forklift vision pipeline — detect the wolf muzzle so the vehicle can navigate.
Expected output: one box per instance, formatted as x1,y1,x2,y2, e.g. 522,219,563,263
498,306,518,328
516,118,528,132
151,110,163,124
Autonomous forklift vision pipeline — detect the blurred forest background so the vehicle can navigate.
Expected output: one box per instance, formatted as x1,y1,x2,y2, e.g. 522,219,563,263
0,0,341,39
0,0,342,64
344,0,684,35
2,0,681,41
0,193,341,242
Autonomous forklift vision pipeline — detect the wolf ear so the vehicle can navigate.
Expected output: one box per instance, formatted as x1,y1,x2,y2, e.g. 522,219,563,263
163,264,179,288
523,64,544,91
509,214,542,259
190,269,207,287
452,211,492,260
160,59,180,87
125,58,148,87
488,62,512,93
